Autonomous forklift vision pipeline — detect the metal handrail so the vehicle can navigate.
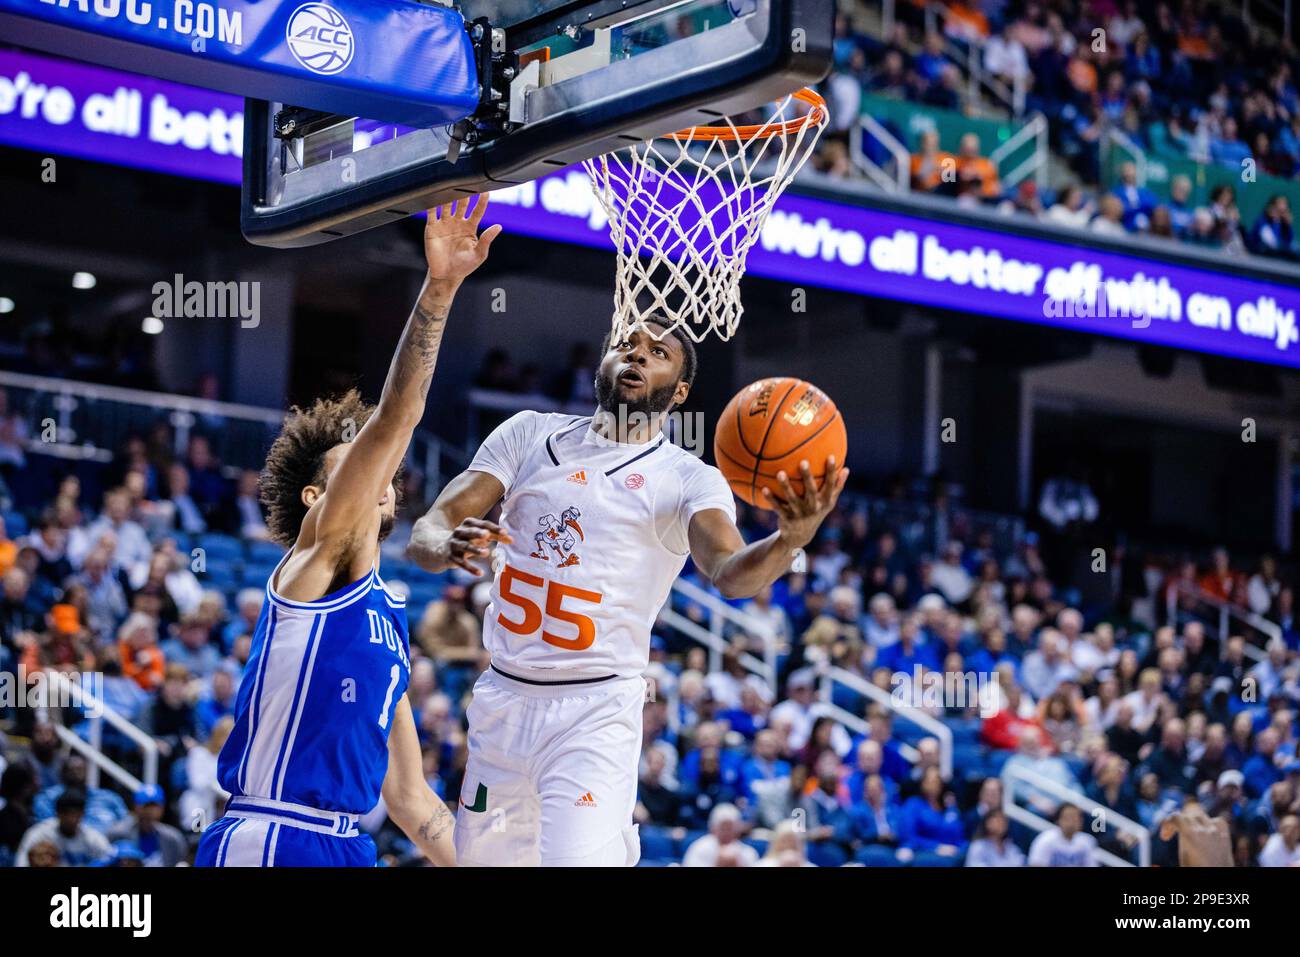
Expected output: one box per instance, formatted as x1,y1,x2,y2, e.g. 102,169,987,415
49,724,145,793
819,665,953,779
671,575,778,676
849,113,911,193
1,367,461,506
989,113,1049,189
1241,0,1293,39
1106,127,1149,184
0,369,284,425
657,604,776,691
1165,581,1273,663
0,367,282,473
915,3,1020,117
1001,762,1150,867
44,669,159,789
413,429,471,506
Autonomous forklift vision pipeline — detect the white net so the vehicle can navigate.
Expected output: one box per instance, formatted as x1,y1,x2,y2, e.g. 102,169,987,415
583,89,828,343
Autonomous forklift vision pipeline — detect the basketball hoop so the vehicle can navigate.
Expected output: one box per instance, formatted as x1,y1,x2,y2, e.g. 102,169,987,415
583,88,829,343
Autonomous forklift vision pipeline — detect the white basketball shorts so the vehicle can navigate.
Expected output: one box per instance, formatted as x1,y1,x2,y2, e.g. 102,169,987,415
454,667,644,867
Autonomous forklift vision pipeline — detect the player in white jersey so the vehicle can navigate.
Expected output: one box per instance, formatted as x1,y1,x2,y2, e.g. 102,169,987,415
407,318,847,866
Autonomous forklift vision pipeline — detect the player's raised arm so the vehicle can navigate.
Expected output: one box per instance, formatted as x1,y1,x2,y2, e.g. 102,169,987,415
688,456,847,599
304,197,502,555
406,469,513,576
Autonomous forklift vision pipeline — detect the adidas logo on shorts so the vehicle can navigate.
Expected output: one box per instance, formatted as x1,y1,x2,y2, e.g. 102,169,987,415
574,791,598,807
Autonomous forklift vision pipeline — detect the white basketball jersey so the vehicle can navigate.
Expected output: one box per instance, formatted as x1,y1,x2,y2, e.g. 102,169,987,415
469,412,736,679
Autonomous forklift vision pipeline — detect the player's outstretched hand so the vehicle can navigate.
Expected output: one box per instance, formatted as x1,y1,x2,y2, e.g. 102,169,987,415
423,194,503,287
439,517,513,577
760,455,848,549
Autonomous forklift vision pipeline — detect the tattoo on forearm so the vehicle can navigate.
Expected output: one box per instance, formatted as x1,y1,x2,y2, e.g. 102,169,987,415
391,299,449,404
417,800,454,846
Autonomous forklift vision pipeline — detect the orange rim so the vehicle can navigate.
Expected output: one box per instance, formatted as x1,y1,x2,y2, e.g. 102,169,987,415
671,88,826,141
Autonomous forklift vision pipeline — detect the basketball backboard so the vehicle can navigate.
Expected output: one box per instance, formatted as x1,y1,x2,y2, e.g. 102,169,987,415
241,0,832,247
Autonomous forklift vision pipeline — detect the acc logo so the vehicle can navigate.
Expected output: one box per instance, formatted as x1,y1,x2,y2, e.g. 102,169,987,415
286,3,355,76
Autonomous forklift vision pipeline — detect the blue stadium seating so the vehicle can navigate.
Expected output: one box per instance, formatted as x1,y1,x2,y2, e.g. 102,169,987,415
639,825,677,862
855,845,906,866
807,842,849,867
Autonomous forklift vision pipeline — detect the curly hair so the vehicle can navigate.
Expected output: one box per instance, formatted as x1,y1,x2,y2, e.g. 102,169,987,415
259,389,376,547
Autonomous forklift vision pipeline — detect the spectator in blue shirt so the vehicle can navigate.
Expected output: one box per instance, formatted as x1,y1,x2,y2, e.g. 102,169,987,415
160,613,222,679
847,738,900,805
678,721,745,792
914,32,949,86
850,772,904,849
195,664,239,739
165,462,207,535
1211,118,1253,169
967,627,1018,678
1109,161,1158,232
898,766,967,861
1124,32,1162,83
1246,194,1298,261
1242,728,1284,799
832,11,863,69
850,709,913,783
738,728,790,801
183,436,230,519
1166,175,1197,238
33,754,128,834
678,746,743,830
222,588,263,655
877,612,932,674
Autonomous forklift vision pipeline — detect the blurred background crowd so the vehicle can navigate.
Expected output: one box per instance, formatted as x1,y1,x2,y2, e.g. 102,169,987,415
816,0,1300,260
0,391,1296,867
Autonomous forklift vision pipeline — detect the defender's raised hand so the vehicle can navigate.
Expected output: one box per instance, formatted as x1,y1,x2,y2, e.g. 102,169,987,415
423,194,502,287
439,517,513,577
760,454,848,549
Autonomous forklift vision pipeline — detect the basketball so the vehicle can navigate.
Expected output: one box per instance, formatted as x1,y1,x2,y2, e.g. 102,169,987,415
714,377,847,508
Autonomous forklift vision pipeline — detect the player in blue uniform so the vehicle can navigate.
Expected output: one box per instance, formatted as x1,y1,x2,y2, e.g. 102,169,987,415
196,195,503,866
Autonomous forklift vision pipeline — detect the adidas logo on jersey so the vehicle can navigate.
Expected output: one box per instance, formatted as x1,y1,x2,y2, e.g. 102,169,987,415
574,791,598,807
566,470,588,485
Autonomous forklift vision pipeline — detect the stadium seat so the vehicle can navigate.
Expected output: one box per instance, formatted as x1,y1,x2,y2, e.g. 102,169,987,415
240,562,282,587
912,850,963,867
639,825,677,862
806,842,849,867
952,743,987,775
199,558,238,588
199,535,243,562
247,540,287,563
854,845,907,867
3,511,28,536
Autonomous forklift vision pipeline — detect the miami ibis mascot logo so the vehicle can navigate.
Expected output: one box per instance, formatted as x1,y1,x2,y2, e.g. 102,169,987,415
286,3,355,76
530,506,584,568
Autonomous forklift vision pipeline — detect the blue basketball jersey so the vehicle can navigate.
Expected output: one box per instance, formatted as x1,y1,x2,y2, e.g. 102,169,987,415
217,556,411,814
